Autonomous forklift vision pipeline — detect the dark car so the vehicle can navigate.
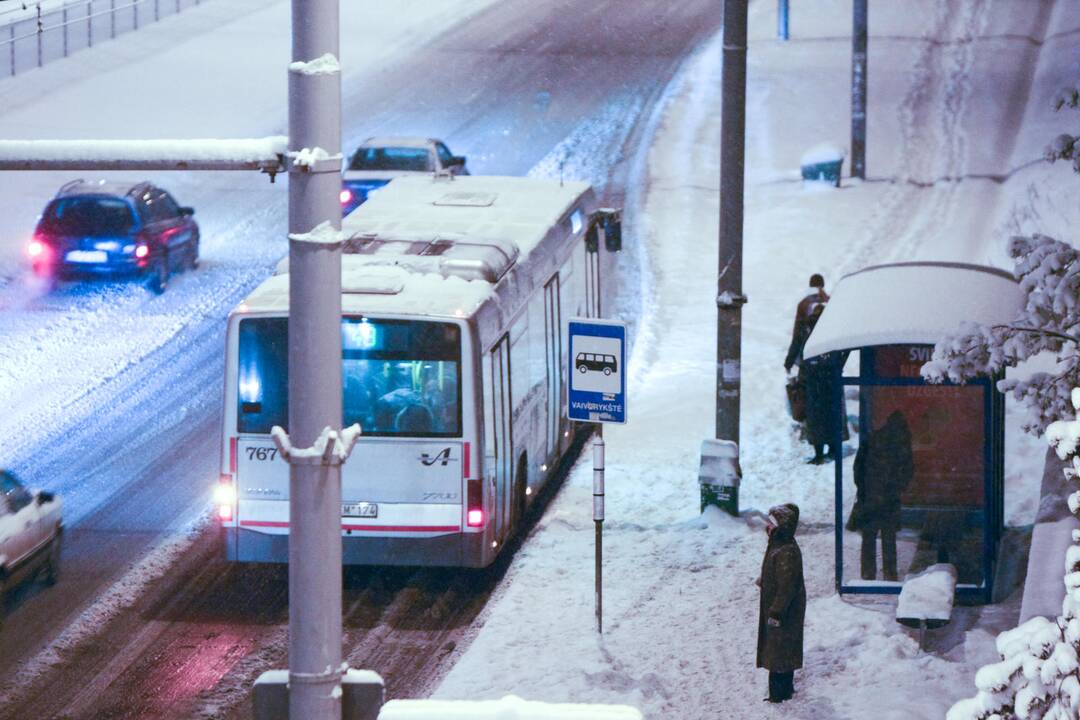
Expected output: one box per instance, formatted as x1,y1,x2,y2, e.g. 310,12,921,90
341,136,469,216
28,179,200,294
0,470,62,629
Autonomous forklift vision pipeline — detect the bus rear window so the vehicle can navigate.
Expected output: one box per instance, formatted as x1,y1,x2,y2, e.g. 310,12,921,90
237,317,462,437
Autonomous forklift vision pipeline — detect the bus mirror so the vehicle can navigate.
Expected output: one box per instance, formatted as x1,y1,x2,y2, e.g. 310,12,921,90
585,223,599,253
603,215,622,252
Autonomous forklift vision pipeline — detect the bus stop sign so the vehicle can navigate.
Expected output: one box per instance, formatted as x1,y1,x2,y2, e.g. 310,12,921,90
568,318,627,424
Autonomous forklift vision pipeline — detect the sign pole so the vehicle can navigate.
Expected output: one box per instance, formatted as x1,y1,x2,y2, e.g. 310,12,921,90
593,430,605,634
566,317,624,636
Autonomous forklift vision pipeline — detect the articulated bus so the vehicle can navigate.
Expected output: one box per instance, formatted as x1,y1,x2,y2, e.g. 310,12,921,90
217,175,621,567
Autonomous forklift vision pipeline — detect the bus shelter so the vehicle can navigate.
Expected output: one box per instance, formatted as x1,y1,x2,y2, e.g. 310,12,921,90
802,262,1022,602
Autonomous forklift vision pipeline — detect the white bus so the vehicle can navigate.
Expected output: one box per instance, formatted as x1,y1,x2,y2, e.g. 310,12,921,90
217,175,621,567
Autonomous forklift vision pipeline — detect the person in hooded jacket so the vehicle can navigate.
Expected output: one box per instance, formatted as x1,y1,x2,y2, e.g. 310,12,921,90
853,410,914,581
756,502,806,703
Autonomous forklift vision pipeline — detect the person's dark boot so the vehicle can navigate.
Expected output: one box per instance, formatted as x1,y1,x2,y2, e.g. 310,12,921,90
807,455,826,465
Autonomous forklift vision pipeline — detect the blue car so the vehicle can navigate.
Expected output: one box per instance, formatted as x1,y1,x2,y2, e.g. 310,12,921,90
341,137,468,216
28,179,200,294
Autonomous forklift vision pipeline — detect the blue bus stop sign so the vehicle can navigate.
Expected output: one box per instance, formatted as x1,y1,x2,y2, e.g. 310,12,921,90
567,318,627,424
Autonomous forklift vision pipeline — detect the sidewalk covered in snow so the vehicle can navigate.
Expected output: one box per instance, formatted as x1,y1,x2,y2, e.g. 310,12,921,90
803,262,1023,601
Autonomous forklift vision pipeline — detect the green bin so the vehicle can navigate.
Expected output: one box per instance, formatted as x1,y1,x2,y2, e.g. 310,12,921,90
698,439,741,516
801,159,843,187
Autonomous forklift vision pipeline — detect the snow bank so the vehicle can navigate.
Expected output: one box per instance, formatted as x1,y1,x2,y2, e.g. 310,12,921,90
379,695,642,720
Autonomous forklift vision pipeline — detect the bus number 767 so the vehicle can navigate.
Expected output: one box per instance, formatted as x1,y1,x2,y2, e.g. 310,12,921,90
246,447,279,462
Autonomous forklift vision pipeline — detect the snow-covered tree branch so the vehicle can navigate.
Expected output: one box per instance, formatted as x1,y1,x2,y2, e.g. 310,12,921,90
921,234,1080,434
1047,86,1080,173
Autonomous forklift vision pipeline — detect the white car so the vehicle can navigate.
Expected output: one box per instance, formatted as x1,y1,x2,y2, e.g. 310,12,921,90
0,470,62,626
341,136,469,215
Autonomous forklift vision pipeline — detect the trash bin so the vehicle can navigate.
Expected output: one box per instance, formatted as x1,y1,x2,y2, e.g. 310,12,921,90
800,143,845,187
698,439,740,516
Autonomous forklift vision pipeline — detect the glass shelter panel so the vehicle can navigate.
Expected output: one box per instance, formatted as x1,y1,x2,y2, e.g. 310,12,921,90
839,347,989,593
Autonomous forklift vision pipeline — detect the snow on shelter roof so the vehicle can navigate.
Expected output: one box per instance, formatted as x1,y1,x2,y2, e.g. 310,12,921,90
802,261,1023,359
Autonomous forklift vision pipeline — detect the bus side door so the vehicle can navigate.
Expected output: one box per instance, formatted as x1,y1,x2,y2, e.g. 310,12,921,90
484,334,513,543
544,275,562,455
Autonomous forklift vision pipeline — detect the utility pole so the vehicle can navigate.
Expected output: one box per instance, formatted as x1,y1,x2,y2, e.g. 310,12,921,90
716,0,748,455
851,0,867,179
285,0,346,716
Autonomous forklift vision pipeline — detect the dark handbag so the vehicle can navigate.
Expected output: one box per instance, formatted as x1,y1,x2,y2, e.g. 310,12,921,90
786,376,807,422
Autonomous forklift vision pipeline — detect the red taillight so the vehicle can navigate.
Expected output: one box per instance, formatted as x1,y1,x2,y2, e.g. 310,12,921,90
215,475,235,522
135,244,149,259
340,189,353,205
466,478,484,527
27,240,47,258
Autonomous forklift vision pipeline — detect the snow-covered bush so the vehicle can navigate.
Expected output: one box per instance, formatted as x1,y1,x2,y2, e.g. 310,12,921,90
947,391,1080,720
923,87,1080,434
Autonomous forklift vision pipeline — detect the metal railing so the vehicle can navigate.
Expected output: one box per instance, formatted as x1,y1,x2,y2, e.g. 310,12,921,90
0,0,204,78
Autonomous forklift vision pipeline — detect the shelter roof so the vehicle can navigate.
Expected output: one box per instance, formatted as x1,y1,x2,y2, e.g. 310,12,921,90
802,261,1023,359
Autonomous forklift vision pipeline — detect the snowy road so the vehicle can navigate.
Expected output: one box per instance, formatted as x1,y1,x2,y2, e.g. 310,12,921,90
0,0,722,716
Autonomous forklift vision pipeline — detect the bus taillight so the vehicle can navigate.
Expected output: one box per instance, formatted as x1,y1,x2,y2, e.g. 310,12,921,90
466,478,484,528
215,475,236,522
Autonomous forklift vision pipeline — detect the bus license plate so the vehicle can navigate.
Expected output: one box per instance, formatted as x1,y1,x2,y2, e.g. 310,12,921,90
342,502,377,518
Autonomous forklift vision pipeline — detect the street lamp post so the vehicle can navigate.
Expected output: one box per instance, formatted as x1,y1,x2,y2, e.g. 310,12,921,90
716,0,748,456
285,0,347,717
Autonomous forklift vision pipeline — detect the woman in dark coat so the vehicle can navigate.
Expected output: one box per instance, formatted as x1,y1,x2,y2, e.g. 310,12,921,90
756,502,807,703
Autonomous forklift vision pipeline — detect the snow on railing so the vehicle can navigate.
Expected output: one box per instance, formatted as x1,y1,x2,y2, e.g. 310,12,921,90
0,0,207,79
0,136,287,175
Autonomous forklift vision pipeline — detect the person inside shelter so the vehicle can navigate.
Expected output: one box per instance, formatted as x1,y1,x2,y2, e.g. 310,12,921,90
851,410,914,581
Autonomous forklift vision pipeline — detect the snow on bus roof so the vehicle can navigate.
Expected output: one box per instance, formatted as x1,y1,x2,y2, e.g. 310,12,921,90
343,175,592,260
802,261,1022,358
240,259,494,318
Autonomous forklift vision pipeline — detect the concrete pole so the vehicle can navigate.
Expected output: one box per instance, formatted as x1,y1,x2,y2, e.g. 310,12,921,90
288,0,344,717
716,0,748,449
851,0,867,179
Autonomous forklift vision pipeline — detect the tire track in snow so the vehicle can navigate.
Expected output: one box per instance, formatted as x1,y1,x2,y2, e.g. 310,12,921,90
835,0,989,276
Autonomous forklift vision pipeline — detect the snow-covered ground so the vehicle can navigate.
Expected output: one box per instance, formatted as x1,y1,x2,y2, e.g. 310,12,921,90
433,1,1080,717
